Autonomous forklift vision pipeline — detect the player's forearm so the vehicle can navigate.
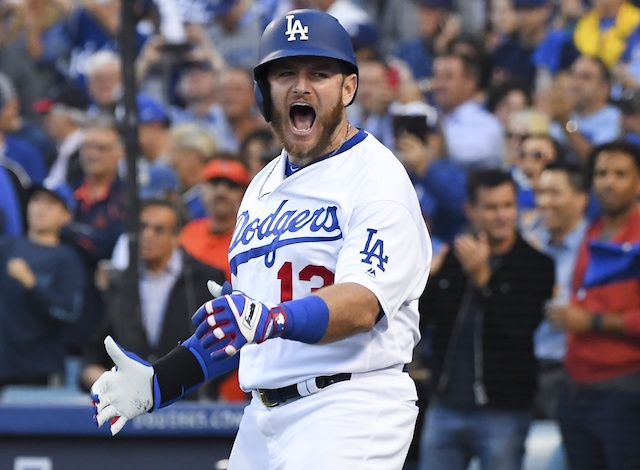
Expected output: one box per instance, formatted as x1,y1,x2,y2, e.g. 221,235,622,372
312,282,380,343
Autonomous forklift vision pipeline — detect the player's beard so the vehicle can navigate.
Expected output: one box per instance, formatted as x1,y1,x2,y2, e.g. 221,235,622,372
271,95,344,163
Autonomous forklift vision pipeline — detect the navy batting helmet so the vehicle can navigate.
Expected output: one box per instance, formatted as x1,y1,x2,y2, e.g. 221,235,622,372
253,9,359,122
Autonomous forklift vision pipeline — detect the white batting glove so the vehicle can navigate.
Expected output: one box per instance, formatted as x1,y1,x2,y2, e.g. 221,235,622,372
90,336,154,436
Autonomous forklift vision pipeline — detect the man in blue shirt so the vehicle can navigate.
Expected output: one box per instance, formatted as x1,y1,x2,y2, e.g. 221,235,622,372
522,161,589,420
432,52,505,170
550,55,622,164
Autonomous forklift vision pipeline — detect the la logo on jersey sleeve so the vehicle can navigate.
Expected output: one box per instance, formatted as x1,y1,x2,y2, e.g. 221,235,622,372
360,228,388,278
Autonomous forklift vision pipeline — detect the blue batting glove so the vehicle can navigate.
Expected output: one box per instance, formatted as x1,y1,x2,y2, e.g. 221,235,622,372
192,282,288,360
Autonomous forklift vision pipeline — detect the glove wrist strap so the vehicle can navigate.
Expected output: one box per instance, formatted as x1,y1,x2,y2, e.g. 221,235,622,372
153,345,205,408
279,295,330,344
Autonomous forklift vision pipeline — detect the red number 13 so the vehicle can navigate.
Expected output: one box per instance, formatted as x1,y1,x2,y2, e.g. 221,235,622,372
276,262,335,302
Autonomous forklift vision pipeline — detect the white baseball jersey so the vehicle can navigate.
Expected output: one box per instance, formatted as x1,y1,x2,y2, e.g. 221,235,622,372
228,129,431,390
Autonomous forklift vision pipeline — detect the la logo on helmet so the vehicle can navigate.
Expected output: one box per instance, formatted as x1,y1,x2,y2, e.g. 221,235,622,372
285,14,309,42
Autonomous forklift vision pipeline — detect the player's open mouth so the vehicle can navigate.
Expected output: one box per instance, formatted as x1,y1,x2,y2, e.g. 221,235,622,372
289,102,316,135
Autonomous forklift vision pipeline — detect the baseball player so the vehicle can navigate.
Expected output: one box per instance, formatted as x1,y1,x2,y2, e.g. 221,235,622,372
91,9,431,469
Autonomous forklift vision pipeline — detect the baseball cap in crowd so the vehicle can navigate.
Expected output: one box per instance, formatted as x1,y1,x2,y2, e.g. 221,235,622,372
200,159,251,187
513,0,549,8
139,163,180,200
137,94,170,126
416,0,455,10
33,84,91,114
29,182,77,213
349,22,380,51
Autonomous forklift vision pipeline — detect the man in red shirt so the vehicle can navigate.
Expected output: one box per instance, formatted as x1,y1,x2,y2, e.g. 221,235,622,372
179,158,250,401
548,140,640,470
180,159,250,282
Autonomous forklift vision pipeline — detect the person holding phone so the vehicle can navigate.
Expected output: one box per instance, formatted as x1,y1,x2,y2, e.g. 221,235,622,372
392,101,467,245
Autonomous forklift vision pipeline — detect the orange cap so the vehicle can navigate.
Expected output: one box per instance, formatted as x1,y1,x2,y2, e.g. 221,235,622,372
200,159,251,186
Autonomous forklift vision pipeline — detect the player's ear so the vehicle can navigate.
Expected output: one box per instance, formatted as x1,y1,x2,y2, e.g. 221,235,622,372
342,73,357,107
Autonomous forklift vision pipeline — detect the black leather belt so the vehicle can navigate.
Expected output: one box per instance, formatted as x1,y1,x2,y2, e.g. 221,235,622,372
257,373,352,407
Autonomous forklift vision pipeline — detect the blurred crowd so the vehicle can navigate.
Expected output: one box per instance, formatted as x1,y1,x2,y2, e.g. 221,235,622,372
0,0,639,469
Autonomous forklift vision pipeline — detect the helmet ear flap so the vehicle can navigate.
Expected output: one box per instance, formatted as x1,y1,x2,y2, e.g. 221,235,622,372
254,79,272,123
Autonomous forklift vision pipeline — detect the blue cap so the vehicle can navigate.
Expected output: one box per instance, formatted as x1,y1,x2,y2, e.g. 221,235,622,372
139,164,179,199
416,0,454,9
137,95,169,126
349,22,380,50
513,0,548,8
31,182,77,212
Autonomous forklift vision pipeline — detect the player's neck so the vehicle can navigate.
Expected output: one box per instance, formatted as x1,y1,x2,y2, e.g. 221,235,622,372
288,121,354,167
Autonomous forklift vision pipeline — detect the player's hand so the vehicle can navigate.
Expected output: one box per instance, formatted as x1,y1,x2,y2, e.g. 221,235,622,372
192,282,288,359
90,336,154,436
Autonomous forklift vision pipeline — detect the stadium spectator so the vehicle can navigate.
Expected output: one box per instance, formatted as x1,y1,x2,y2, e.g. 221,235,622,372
618,87,640,142
0,183,85,387
485,0,518,54
239,127,279,178
549,140,640,470
0,73,47,186
310,0,381,60
418,169,554,470
486,79,531,128
1,0,73,98
179,158,251,402
64,0,149,90
573,0,640,71
522,161,589,420
204,0,263,70
167,122,218,221
85,50,124,115
511,133,563,228
550,55,622,163
393,0,458,84
81,198,231,399
432,52,505,170
504,107,551,167
216,66,269,153
391,100,467,244
0,3,39,119
60,115,126,355
350,57,399,150
447,35,493,97
180,158,250,283
358,0,419,58
172,58,237,154
132,95,179,200
492,0,578,92
36,84,91,190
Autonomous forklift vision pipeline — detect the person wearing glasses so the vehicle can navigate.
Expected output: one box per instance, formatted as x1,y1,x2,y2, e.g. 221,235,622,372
511,133,563,229
80,198,228,399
